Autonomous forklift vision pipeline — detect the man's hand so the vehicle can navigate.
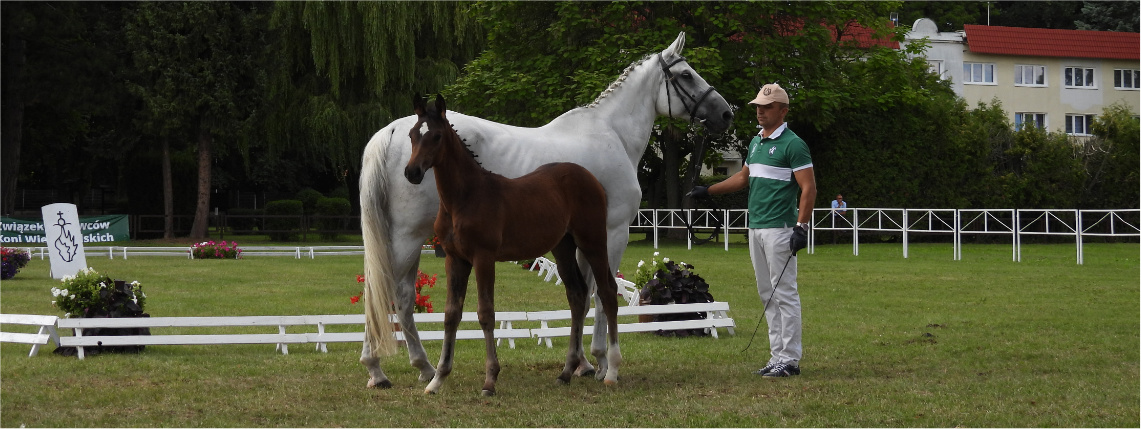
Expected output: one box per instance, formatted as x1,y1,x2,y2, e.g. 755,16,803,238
790,224,808,255
687,185,710,199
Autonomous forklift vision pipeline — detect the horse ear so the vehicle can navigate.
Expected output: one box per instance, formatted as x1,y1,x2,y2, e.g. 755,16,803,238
434,94,447,119
413,93,426,116
664,31,685,57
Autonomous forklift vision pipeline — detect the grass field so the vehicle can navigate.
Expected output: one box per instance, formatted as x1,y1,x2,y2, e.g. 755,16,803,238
1,239,1137,427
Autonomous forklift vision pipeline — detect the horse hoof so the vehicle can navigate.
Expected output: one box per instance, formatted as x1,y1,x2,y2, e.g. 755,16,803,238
368,379,393,389
604,378,618,386
576,368,596,378
556,376,571,385
481,389,496,397
424,388,437,395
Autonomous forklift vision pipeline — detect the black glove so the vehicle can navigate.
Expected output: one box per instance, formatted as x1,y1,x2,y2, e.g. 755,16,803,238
790,225,808,256
687,185,710,199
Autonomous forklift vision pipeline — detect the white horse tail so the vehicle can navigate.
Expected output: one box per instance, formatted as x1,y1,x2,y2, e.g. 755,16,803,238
360,128,399,357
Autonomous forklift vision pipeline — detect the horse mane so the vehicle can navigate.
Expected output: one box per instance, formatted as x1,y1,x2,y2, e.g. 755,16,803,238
452,124,482,168
584,53,656,109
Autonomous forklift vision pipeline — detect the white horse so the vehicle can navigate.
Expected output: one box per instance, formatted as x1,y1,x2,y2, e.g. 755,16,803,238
359,32,733,389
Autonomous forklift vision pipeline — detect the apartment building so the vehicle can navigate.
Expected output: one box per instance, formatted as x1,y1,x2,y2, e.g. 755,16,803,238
903,18,1140,135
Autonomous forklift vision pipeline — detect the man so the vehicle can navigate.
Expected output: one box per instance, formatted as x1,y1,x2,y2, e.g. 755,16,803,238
831,194,847,244
688,83,816,378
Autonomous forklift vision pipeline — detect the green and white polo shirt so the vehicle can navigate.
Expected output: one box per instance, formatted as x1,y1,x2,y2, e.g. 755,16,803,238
746,123,813,229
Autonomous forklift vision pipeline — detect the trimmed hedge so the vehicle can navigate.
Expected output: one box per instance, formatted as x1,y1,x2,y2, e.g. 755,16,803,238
264,199,303,241
314,197,351,240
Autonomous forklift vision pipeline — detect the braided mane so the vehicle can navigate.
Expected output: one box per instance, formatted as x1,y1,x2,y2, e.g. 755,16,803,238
584,54,656,108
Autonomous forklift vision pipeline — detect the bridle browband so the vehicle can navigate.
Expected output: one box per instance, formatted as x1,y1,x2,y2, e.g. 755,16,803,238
657,54,725,245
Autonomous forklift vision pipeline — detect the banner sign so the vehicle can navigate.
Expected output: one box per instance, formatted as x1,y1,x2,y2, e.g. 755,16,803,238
1,213,129,245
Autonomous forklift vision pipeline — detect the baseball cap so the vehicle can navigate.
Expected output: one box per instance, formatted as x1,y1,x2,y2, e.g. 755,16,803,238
748,83,789,106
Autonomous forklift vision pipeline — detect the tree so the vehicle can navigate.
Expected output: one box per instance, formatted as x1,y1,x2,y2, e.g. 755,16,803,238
260,2,483,199
448,1,951,210
1076,1,1140,32
124,2,265,238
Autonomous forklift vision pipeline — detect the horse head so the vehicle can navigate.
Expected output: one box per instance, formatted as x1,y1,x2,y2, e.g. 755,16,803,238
657,32,734,133
405,94,451,185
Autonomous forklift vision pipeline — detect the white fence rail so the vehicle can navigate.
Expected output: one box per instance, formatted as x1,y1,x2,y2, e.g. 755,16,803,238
12,245,368,260
632,208,1138,265
3,303,735,359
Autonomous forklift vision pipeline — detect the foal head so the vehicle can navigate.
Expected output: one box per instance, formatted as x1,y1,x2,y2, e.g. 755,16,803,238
405,94,459,185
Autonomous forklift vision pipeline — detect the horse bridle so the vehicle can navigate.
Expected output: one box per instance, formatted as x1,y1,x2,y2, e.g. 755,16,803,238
658,54,724,245
657,54,719,120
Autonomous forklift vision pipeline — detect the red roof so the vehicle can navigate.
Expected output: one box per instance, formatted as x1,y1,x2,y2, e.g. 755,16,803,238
964,24,1139,60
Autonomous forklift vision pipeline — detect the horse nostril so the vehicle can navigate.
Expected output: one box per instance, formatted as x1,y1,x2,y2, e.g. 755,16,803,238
722,110,734,121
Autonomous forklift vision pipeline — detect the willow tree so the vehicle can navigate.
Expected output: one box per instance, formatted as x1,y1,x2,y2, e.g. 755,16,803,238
261,2,483,194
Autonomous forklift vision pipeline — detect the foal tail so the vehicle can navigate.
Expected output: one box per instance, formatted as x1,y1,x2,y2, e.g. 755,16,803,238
360,128,399,357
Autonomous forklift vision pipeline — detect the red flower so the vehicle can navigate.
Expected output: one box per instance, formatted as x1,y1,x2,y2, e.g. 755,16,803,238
356,274,365,283
350,295,361,304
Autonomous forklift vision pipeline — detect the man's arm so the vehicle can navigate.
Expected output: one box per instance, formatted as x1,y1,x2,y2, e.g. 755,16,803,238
793,167,817,224
708,165,750,195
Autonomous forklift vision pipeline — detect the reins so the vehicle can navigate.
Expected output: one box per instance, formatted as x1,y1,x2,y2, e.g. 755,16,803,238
658,54,724,246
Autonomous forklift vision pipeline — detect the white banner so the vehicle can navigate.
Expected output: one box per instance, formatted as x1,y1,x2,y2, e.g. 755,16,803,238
41,203,88,279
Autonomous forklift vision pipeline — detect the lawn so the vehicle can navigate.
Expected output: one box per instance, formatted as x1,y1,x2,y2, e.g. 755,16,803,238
1,239,1137,427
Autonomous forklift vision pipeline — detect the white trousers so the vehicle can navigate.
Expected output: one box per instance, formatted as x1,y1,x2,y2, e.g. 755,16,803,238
748,227,802,366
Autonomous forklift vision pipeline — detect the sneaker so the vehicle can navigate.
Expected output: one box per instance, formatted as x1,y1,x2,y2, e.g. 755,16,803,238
761,363,801,378
753,362,779,376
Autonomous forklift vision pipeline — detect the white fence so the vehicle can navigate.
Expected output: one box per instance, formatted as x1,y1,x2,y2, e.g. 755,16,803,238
632,208,1139,265
13,245,367,260
2,303,735,359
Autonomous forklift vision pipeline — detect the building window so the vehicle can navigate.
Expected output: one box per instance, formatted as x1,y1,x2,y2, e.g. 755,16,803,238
1065,114,1095,136
1015,113,1046,131
964,62,996,84
1113,69,1140,90
1014,65,1047,87
1064,67,1096,88
927,60,944,79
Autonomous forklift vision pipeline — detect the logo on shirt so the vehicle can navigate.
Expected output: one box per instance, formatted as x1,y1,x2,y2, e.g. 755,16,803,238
768,146,777,156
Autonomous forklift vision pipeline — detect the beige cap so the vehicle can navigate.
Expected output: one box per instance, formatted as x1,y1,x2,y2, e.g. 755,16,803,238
748,83,789,106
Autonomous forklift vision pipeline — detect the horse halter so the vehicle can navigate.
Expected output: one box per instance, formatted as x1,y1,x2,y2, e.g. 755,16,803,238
657,54,719,121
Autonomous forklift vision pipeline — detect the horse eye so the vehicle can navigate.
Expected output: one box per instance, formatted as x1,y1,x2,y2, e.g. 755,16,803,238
681,71,693,79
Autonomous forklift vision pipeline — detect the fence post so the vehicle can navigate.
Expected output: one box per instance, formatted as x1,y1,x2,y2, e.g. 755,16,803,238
653,210,659,249
852,209,859,256
723,209,730,252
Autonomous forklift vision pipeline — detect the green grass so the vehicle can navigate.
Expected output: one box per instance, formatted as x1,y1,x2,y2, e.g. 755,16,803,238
1,239,1137,427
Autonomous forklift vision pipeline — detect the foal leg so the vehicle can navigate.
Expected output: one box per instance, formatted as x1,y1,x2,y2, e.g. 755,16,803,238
473,258,501,396
552,237,589,384
425,257,472,395
579,253,609,380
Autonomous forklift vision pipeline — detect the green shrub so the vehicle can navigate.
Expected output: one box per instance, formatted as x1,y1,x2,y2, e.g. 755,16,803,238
295,188,324,215
226,208,261,235
314,197,351,240
264,199,303,241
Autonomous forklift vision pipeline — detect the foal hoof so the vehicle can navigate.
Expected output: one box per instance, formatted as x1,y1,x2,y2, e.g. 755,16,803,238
556,376,571,385
368,379,393,389
481,389,496,397
603,378,618,386
575,368,596,378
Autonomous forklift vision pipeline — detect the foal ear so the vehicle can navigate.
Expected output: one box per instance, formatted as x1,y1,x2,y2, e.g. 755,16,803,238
433,94,447,120
412,93,426,116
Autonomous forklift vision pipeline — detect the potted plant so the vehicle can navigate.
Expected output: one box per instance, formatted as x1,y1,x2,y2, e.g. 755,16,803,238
1,247,30,280
191,241,243,259
428,236,444,258
633,252,715,337
51,268,149,356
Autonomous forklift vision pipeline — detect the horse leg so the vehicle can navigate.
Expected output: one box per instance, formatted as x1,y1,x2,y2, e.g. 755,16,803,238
425,256,472,395
473,258,501,396
584,216,633,380
552,236,589,384
584,250,623,386
359,338,392,388
393,251,436,382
